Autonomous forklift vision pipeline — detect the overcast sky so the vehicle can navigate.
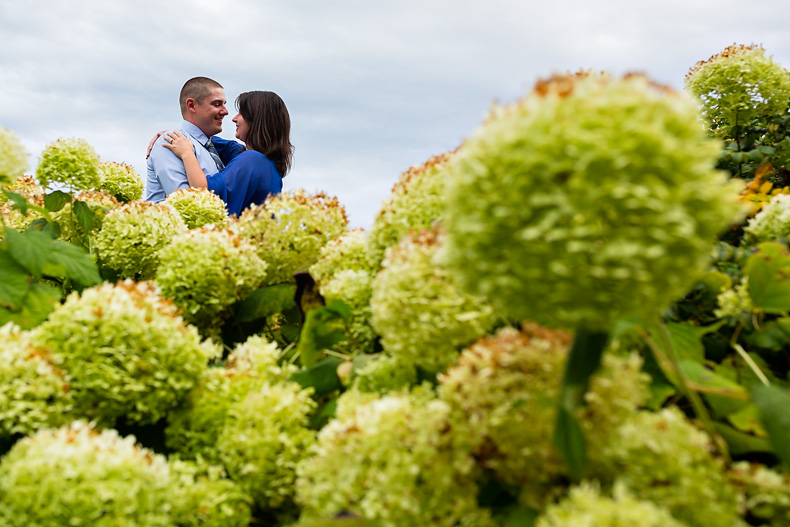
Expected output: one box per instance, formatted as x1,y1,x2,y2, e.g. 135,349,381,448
2,0,789,227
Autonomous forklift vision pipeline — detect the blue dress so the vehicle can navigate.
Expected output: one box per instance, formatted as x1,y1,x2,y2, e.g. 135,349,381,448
206,136,283,216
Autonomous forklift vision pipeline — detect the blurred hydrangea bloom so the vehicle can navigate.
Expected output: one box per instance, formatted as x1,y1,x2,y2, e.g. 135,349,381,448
52,189,119,245
714,277,753,319
595,407,740,526
366,149,458,269
310,228,375,281
0,323,74,437
165,187,228,229
155,227,268,336
95,200,187,280
29,281,219,426
536,482,687,527
351,353,417,394
0,176,45,236
295,391,493,527
217,381,316,510
685,44,790,136
36,137,101,191
0,125,29,186
231,189,348,285
731,461,790,526
438,324,649,508
166,335,296,462
0,422,171,527
167,457,252,527
98,161,144,202
744,194,790,243
443,73,745,330
371,226,497,373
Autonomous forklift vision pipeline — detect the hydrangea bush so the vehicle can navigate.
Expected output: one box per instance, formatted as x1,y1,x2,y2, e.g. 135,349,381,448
52,189,119,245
165,187,228,229
98,161,144,202
0,125,29,186
94,200,187,279
443,73,745,330
29,281,219,426
36,137,101,191
231,190,348,285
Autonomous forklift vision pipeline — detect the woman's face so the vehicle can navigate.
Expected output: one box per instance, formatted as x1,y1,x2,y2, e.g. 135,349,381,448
232,112,250,143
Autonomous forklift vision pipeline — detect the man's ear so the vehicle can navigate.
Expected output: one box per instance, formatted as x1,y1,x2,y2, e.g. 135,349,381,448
185,97,197,113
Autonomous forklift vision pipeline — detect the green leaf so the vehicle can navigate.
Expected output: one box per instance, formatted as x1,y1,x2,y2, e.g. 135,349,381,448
309,398,338,430
727,404,767,437
45,240,101,288
72,200,95,232
291,357,343,396
4,228,55,277
44,190,71,213
501,509,537,527
553,407,586,479
679,360,749,403
0,248,32,310
746,242,790,313
27,217,60,239
0,282,61,329
745,318,790,351
235,284,297,323
2,189,28,215
296,304,349,368
751,384,790,468
714,423,774,457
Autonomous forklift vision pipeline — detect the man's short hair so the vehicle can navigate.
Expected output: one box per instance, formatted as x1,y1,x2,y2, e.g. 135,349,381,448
179,77,223,116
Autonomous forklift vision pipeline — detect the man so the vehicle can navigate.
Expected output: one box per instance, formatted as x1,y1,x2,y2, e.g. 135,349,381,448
144,77,229,202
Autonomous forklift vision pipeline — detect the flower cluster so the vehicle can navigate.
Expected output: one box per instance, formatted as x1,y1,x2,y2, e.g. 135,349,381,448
155,227,268,336
231,190,348,285
685,44,790,136
295,391,492,527
165,335,295,462
371,226,496,373
443,73,745,330
366,149,458,268
167,458,252,527
739,174,790,217
217,381,316,510
165,187,228,229
0,125,29,186
744,194,790,243
535,482,686,527
35,137,101,191
351,353,417,394
98,161,144,202
309,228,374,283
714,277,752,319
0,179,45,235
0,422,171,527
94,200,187,279
596,407,740,526
52,189,119,245
0,324,73,437
29,281,219,426
731,461,790,526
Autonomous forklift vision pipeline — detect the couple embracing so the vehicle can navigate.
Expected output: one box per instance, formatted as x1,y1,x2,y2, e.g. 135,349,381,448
144,76,293,216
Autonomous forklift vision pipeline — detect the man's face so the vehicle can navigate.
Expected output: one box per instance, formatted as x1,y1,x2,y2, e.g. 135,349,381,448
188,87,228,136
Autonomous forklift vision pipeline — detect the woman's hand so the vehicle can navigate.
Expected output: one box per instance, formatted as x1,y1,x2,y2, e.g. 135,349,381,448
162,131,195,160
145,130,166,159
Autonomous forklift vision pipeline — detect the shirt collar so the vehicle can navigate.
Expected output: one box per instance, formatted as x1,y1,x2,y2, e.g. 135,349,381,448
180,120,210,145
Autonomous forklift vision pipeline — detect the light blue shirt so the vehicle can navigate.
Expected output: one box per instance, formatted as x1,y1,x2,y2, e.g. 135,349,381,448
144,120,220,202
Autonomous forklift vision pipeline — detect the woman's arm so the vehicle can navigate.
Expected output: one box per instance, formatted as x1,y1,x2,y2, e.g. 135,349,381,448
162,131,208,188
210,136,245,165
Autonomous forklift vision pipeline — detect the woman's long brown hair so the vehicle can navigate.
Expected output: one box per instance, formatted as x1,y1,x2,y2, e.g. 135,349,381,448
237,91,294,177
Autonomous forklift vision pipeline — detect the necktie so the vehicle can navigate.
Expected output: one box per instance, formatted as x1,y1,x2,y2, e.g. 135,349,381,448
204,139,225,171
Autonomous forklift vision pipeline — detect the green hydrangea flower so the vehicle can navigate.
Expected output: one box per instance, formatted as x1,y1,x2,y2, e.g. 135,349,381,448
0,181,45,235
351,353,417,394
231,189,348,285
438,324,649,508
98,161,143,202
685,44,790,137
168,457,252,527
29,281,219,426
366,149,458,269
744,194,790,243
165,187,228,229
217,381,316,510
370,226,497,373
295,391,493,527
2,174,44,197
714,277,752,319
52,189,119,245
443,73,745,330
0,125,29,186
155,227,268,337
536,482,687,527
166,335,295,461
36,137,101,191
310,228,375,283
731,461,790,526
0,422,171,527
595,407,740,526
94,200,187,280
0,323,74,437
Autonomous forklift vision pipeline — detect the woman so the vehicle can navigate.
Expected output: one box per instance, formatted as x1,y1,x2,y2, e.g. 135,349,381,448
163,91,294,216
